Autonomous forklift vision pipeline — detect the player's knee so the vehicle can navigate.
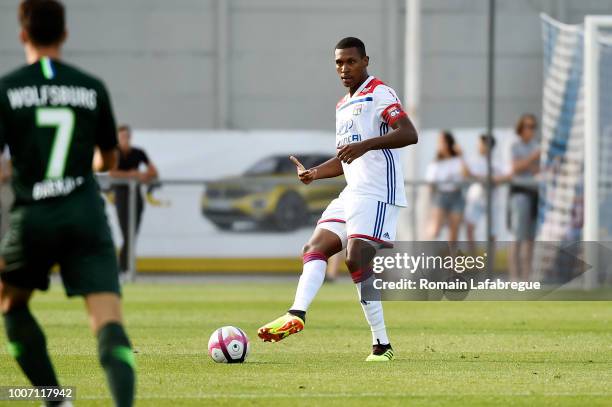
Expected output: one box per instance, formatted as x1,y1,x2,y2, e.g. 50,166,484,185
0,295,10,314
0,297,28,314
345,240,376,272
302,242,318,255
0,281,5,303
85,293,122,333
0,283,30,314
344,255,360,273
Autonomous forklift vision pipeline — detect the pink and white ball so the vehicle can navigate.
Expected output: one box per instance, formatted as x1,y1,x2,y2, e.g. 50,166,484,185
208,326,250,363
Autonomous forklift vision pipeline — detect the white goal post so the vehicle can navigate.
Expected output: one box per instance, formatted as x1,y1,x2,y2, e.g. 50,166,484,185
584,15,612,242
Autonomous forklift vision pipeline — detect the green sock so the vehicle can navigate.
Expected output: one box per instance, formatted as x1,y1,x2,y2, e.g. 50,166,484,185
98,322,135,407
2,306,60,387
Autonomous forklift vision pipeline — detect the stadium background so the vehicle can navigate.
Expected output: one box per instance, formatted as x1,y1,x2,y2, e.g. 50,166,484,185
2,0,610,130
0,2,611,406
0,0,610,272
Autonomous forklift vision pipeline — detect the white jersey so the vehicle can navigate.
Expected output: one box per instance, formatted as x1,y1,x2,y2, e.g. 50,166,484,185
335,76,408,207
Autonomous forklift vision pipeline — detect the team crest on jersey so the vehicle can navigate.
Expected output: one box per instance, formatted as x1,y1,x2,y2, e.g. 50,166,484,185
352,104,363,116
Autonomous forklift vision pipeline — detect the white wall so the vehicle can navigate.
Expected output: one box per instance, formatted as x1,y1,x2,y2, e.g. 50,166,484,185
1,0,610,130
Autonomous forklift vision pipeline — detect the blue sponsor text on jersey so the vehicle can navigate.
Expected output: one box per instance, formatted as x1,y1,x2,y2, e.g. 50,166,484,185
336,133,362,148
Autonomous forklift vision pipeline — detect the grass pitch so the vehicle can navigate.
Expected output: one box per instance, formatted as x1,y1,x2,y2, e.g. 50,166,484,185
1,280,611,406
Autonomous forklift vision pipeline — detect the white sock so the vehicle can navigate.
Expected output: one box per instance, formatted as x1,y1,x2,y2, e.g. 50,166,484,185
290,254,327,312
356,275,390,345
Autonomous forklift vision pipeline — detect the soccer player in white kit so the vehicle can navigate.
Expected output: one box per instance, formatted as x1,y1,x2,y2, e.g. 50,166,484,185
258,37,418,361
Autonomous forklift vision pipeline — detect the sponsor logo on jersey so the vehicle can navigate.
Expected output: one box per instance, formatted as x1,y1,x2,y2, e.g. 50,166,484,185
336,119,354,135
352,104,363,116
383,232,390,239
336,134,361,148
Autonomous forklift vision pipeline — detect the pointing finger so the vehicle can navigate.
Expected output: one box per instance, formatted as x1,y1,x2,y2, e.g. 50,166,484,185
289,155,306,170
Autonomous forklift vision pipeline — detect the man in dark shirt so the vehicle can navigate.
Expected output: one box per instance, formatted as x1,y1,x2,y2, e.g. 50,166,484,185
109,125,158,273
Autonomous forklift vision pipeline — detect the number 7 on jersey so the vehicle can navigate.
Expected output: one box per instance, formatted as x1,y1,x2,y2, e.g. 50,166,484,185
36,107,75,179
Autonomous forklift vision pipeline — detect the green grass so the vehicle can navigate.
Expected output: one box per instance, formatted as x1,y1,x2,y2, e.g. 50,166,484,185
1,281,611,406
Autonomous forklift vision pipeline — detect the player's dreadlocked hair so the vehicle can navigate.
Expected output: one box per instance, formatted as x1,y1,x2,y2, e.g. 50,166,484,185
19,0,66,47
335,37,366,58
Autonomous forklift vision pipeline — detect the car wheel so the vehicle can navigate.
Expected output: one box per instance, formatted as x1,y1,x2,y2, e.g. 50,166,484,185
273,192,307,231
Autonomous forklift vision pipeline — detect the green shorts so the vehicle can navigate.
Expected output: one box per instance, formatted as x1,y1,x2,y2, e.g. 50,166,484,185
0,183,120,297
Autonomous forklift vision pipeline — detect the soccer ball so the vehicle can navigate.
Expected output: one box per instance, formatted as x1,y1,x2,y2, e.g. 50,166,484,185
208,326,250,363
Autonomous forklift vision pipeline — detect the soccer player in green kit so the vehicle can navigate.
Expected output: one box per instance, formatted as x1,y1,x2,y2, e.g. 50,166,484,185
0,1,135,406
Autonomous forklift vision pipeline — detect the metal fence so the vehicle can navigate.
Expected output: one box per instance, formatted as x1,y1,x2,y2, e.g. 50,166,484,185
89,176,537,280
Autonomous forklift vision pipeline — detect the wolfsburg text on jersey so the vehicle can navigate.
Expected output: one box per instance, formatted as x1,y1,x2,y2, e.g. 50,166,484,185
7,85,97,110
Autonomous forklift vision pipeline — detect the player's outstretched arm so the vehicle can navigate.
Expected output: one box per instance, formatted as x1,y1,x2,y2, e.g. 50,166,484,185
337,115,418,164
310,156,344,180
289,156,343,185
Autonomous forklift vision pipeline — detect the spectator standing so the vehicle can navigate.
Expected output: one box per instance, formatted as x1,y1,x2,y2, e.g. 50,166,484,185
462,135,509,245
426,131,465,242
508,114,540,281
109,125,158,273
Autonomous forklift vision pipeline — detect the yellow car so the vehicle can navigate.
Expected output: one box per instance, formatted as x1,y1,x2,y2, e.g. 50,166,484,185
201,154,345,231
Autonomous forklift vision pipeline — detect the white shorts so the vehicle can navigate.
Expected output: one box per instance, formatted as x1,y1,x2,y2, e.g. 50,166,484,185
316,194,400,249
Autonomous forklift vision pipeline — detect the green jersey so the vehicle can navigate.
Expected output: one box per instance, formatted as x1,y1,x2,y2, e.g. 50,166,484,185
0,57,117,205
